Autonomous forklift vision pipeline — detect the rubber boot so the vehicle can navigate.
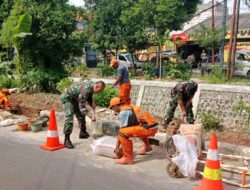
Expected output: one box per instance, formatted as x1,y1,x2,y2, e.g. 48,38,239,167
79,126,90,139
137,138,152,155
116,140,134,165
64,134,74,149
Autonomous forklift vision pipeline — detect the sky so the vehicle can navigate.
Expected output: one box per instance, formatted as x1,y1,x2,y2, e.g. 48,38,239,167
68,0,249,13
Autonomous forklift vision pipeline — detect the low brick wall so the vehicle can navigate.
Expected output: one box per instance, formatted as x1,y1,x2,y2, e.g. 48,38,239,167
71,78,250,127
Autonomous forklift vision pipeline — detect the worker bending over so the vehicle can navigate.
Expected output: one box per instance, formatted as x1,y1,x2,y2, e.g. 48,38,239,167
0,88,12,110
164,80,198,128
109,97,158,165
61,80,105,149
110,59,131,105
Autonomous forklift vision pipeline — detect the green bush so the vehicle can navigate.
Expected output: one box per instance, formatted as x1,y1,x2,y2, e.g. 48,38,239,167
0,75,20,89
56,78,74,94
143,62,156,80
68,64,90,79
200,112,220,132
167,61,192,80
97,63,116,77
94,86,118,107
21,67,67,92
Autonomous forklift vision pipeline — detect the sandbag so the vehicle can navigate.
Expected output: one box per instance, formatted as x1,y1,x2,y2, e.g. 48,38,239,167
179,124,203,153
172,134,198,178
90,136,117,158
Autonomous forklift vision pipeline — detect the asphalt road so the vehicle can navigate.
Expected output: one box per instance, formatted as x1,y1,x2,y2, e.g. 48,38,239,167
0,129,240,190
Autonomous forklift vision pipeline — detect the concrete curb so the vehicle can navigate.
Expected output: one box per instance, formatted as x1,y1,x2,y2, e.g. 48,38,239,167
40,110,249,157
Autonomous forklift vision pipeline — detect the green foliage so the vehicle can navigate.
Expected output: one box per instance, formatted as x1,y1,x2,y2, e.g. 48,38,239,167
68,64,90,79
194,25,223,51
200,112,220,132
167,62,192,80
0,75,20,89
56,78,74,94
143,62,156,80
235,100,250,127
97,63,116,77
0,0,87,92
21,67,67,92
93,86,118,107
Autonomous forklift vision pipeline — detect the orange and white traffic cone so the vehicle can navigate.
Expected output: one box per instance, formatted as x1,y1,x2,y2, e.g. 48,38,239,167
195,133,225,190
40,109,64,151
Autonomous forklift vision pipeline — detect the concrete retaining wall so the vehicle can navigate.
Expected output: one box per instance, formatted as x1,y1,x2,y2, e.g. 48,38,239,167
71,78,250,127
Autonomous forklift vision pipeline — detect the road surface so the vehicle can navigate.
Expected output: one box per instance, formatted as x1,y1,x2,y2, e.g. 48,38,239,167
0,127,241,190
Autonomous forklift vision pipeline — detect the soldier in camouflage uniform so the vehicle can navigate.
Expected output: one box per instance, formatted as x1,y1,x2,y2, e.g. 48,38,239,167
61,80,105,149
164,80,198,128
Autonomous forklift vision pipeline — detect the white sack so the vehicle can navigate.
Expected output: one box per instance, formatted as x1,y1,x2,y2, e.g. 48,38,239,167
0,119,27,127
90,136,117,158
172,134,198,178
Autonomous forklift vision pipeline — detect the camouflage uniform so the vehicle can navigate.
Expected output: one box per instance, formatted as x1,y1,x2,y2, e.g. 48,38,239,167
61,80,94,135
165,80,197,127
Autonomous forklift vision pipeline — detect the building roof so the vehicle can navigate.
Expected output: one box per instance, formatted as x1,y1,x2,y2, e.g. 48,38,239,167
184,13,250,34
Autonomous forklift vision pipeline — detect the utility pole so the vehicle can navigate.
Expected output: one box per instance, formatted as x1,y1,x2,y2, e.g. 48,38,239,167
211,0,215,65
220,0,227,67
227,0,237,78
231,0,241,78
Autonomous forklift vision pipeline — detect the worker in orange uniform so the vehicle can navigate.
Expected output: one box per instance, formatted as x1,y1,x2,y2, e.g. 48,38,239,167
109,97,158,165
0,88,12,110
110,59,131,105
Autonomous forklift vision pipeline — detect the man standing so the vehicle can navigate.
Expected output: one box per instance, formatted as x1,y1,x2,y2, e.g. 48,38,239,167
164,80,198,128
187,53,196,68
61,80,105,149
109,97,158,165
110,59,131,105
0,88,12,110
200,49,208,63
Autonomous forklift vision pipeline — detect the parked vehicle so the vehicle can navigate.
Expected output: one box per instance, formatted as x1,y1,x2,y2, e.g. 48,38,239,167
117,53,143,68
85,44,97,68
233,50,250,77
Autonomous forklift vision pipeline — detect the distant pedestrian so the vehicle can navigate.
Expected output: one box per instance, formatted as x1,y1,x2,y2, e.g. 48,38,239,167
187,53,196,68
200,50,208,63
110,59,131,105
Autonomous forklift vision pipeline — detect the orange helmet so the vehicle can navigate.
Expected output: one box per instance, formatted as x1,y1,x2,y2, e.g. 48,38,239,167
1,88,10,94
110,59,119,67
109,97,121,109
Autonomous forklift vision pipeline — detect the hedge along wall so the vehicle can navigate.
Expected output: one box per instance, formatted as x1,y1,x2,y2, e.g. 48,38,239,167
71,78,250,127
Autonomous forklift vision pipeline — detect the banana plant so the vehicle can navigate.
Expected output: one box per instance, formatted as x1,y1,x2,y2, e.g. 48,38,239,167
11,13,32,57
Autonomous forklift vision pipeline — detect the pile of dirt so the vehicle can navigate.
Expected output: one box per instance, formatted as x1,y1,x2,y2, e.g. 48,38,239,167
10,93,62,119
217,126,250,147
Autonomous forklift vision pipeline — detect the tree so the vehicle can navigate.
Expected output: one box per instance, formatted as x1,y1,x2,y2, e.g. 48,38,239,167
194,25,222,55
121,0,201,75
85,0,125,58
0,0,87,92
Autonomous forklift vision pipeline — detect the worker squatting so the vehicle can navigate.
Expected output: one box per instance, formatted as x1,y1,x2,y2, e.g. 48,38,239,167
0,59,198,165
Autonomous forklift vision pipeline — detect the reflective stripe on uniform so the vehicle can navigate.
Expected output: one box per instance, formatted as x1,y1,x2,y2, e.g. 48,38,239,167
207,149,219,161
47,130,58,138
203,167,222,181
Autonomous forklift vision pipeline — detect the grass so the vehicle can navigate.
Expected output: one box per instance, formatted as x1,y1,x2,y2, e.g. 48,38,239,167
194,75,250,85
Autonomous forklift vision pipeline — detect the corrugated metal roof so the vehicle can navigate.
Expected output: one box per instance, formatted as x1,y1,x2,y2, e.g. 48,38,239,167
184,13,250,33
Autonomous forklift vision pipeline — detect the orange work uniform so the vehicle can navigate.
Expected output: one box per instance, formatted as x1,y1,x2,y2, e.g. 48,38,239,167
119,82,131,105
0,92,11,109
118,105,158,159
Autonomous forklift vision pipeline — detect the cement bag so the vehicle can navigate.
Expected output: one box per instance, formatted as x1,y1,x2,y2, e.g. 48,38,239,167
172,134,198,178
90,136,117,158
179,124,203,154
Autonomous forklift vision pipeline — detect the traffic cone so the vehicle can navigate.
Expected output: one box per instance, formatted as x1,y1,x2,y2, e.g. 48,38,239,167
40,109,64,151
195,133,225,190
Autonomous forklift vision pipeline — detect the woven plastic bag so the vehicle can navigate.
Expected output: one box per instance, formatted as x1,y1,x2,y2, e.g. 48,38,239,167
172,134,198,178
90,136,117,158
